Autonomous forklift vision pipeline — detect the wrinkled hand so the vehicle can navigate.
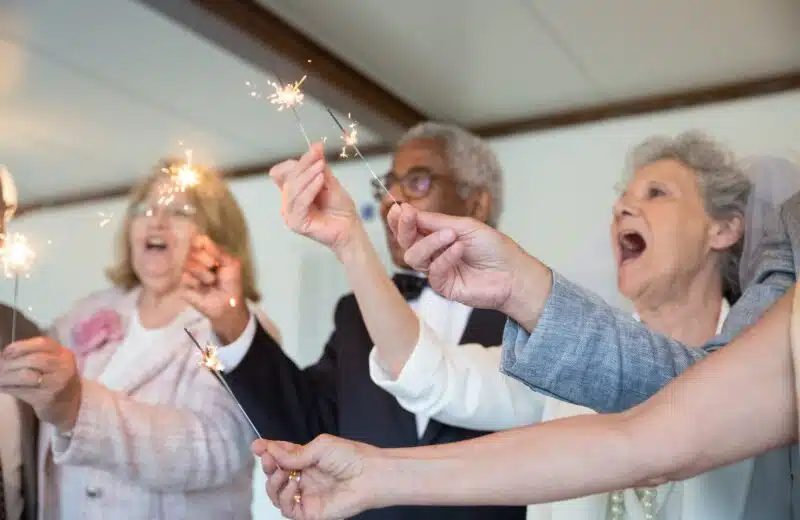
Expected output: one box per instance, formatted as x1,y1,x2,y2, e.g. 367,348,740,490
387,204,527,311
269,143,362,257
182,234,249,344
0,337,82,431
252,435,381,520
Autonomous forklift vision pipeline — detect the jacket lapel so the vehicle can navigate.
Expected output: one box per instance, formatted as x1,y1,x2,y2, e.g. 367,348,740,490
80,289,139,382
418,308,508,445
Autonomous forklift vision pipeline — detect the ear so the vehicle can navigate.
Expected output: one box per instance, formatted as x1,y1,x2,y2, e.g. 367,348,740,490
709,214,744,252
465,188,492,225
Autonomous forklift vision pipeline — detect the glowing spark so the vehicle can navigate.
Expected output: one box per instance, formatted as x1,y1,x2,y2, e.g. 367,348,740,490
1,233,35,278
339,114,359,158
158,148,200,206
267,75,306,111
200,343,225,372
229,297,237,308
185,328,262,437
325,108,397,205
98,212,113,228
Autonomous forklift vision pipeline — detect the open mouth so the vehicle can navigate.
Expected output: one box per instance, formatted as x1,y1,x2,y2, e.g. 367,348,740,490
145,237,168,252
618,231,647,264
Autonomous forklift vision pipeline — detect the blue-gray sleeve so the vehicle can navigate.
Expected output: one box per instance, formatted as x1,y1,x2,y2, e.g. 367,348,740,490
501,198,796,413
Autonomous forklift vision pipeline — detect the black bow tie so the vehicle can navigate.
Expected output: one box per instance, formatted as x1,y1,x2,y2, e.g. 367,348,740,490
393,273,428,301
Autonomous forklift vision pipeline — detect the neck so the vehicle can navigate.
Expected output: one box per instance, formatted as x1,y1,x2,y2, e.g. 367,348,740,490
633,271,724,348
138,287,186,329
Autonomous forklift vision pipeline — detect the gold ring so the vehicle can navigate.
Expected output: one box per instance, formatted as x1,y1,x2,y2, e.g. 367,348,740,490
288,470,300,482
293,494,301,504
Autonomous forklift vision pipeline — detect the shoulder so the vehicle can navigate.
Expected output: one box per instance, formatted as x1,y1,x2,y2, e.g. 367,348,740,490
332,293,359,322
247,302,283,345
66,287,129,315
51,287,130,334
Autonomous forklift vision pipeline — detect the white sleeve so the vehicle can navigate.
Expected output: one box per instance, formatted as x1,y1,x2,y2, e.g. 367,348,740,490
368,317,545,431
215,313,257,372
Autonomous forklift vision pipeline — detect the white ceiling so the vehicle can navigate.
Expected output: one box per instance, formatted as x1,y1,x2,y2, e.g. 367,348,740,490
1,0,798,206
262,0,800,125
0,0,381,204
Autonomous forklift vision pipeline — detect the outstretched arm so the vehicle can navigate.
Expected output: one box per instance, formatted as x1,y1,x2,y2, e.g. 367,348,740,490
377,287,798,507
260,288,797,519
387,201,795,412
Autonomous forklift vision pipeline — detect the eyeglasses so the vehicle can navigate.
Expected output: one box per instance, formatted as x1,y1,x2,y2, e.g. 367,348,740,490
372,170,466,202
129,200,197,220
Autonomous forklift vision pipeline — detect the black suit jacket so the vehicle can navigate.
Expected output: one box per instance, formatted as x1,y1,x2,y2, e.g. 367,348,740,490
225,294,526,520
0,304,41,520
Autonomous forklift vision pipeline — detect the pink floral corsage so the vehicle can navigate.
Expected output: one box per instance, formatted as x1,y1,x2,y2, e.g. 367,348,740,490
72,309,125,365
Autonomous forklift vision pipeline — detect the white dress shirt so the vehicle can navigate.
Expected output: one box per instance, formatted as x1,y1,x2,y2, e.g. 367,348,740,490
0,394,23,520
218,286,475,437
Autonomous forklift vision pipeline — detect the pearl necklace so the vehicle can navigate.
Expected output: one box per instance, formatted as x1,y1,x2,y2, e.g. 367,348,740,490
609,487,657,520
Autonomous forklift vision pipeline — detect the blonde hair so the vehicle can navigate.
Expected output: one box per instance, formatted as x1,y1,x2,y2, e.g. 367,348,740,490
106,159,261,302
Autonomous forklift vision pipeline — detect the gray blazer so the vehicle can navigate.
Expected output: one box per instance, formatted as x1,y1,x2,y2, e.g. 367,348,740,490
0,304,41,520
499,191,800,517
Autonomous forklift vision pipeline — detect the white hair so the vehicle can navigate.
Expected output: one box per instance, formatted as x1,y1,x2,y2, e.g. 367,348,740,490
626,130,752,300
0,166,18,224
397,122,503,227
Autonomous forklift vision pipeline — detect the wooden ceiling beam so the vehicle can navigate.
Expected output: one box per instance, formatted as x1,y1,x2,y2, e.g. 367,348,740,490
133,0,428,141
474,71,800,137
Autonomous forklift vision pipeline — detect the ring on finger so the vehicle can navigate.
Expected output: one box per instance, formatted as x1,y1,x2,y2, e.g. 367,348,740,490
294,494,301,504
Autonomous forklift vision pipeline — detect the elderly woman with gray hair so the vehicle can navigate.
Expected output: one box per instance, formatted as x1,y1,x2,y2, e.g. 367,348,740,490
357,131,786,520
253,138,800,520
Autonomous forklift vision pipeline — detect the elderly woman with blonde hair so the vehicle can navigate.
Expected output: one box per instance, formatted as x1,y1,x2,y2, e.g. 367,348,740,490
0,159,278,519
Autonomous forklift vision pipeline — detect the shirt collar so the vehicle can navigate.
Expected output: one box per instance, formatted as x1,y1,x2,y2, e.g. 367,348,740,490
632,298,730,335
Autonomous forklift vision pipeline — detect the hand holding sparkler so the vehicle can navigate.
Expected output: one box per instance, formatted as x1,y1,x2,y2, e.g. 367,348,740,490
182,235,250,345
268,143,366,257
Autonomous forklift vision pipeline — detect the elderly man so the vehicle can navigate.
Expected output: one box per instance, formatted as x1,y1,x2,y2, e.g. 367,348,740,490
0,166,42,520
182,123,527,520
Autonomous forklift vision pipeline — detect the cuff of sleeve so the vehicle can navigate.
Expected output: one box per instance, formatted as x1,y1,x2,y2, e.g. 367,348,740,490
369,318,445,402
500,271,597,404
215,313,256,372
52,379,112,465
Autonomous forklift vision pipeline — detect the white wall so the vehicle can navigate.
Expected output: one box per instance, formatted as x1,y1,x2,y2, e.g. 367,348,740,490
5,90,800,519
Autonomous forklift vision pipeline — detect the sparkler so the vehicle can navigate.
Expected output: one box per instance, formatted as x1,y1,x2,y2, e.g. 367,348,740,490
184,328,262,438
247,78,311,147
325,108,396,204
158,148,200,206
1,233,36,347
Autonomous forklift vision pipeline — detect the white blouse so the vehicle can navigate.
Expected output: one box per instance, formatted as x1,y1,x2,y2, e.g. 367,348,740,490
370,300,756,520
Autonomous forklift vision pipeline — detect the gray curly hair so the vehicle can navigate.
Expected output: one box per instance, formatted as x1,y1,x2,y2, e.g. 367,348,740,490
625,130,752,300
397,122,504,227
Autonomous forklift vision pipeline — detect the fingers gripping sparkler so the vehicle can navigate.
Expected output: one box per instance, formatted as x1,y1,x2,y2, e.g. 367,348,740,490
184,328,262,438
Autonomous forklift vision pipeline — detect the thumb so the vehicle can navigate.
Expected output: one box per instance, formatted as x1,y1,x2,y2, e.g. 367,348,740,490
414,210,471,235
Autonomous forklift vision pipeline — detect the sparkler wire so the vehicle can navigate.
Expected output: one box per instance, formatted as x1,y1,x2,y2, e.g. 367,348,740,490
324,108,397,205
184,328,263,438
